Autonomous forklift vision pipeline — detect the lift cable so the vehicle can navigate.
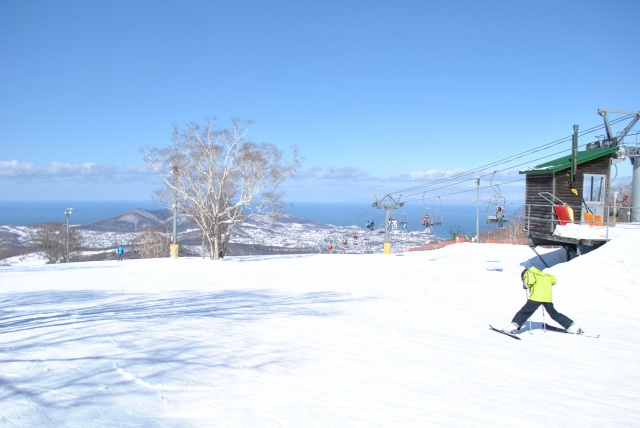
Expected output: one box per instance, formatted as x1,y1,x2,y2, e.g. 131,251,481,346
387,116,632,198
382,116,634,205
400,177,527,204
399,123,626,204
399,145,570,201
400,136,608,203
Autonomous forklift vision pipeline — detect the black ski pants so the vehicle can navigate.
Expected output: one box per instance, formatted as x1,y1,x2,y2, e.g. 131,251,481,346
511,300,573,329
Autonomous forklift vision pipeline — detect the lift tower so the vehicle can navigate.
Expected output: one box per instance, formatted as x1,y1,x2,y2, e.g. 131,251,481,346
598,109,640,221
372,194,404,254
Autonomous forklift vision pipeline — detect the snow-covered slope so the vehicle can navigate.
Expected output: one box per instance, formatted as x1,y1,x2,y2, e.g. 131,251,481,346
0,227,639,426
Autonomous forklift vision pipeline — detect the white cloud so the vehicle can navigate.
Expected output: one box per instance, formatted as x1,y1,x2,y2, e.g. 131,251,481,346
122,164,155,174
298,166,372,181
406,168,468,180
0,160,147,178
0,160,42,176
46,162,118,176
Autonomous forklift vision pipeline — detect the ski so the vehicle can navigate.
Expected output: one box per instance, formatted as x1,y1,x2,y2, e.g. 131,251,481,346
541,323,565,332
542,323,600,338
489,325,521,340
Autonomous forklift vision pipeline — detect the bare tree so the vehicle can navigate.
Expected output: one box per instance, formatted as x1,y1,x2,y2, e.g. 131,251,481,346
28,222,84,263
479,207,527,244
502,207,527,243
136,225,171,259
142,118,302,260
609,178,632,222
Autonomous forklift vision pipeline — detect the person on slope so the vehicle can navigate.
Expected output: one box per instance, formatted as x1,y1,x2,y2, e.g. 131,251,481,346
504,267,581,334
117,244,124,261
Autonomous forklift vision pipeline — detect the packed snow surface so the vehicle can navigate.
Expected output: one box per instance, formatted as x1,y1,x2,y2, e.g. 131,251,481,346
1,227,639,427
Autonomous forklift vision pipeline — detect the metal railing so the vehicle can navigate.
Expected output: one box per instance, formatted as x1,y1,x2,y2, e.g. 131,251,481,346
523,202,635,241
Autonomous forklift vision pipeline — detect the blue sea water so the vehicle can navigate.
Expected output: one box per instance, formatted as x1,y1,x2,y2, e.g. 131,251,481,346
0,200,503,240
0,201,164,226
286,201,496,240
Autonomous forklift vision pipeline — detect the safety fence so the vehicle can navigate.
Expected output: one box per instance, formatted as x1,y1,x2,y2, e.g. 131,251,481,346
523,202,634,236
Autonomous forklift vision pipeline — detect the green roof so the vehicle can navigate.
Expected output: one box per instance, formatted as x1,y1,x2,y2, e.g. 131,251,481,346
519,146,621,175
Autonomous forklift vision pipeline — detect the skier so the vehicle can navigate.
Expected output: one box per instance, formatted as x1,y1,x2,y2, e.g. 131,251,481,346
504,267,581,334
496,206,504,228
117,244,124,261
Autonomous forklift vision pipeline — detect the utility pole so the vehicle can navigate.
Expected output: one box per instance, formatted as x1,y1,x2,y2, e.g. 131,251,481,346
65,208,73,262
372,194,404,254
570,124,579,184
474,177,480,243
170,165,180,259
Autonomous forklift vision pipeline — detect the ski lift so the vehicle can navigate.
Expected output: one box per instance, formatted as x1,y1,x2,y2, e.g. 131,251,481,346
421,193,443,228
398,211,409,230
364,214,375,231
485,172,507,227
387,210,400,231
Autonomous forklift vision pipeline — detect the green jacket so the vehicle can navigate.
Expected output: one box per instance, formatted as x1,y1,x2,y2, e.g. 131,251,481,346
522,267,556,303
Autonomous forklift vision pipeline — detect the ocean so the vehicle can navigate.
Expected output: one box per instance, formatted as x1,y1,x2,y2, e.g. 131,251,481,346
0,200,503,240
286,201,497,239
0,201,164,227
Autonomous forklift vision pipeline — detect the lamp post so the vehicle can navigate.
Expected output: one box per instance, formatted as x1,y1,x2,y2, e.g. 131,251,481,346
65,208,73,262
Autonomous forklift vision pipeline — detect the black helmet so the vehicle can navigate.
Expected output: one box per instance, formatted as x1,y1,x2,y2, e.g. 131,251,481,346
520,268,528,280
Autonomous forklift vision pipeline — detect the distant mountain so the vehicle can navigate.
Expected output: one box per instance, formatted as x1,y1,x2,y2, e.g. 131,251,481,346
80,208,175,232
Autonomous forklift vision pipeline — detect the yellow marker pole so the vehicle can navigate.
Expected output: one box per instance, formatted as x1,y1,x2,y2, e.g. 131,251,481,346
170,244,179,259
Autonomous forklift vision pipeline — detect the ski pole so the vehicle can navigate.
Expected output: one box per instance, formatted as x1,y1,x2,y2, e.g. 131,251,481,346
541,305,546,331
525,288,533,331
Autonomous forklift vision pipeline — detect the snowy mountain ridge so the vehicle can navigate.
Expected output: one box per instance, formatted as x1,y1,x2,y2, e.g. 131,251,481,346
0,208,438,265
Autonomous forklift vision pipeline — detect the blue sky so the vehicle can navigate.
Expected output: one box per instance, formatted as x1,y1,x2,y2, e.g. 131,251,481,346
1,0,638,206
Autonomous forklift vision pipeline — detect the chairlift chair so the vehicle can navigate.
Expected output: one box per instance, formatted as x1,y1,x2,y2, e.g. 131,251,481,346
485,173,507,226
538,192,574,226
365,215,375,231
485,196,507,224
388,210,399,230
421,194,443,228
398,211,409,229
